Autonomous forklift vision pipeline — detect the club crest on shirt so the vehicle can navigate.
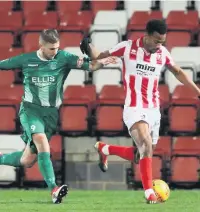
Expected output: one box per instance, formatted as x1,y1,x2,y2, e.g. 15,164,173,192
77,57,84,68
130,49,136,55
156,53,162,64
50,62,57,70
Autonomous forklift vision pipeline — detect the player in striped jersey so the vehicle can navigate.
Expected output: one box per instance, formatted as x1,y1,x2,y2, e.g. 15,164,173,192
80,19,200,204
0,29,116,203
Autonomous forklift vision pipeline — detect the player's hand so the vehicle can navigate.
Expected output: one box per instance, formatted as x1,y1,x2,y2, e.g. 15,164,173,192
80,37,92,56
99,56,118,65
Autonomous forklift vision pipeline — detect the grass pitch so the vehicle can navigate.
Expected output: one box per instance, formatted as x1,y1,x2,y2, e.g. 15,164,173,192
0,189,199,212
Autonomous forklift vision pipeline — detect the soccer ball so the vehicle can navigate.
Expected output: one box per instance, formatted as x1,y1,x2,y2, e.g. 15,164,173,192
153,179,170,202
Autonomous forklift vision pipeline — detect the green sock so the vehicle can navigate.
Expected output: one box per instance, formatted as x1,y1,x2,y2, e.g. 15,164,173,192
38,152,57,190
0,151,23,167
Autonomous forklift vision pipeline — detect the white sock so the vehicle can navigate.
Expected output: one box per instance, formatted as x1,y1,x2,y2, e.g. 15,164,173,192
145,188,155,199
101,145,109,155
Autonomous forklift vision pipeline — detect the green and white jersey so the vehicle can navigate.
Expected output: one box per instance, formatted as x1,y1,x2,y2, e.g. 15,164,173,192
0,50,89,107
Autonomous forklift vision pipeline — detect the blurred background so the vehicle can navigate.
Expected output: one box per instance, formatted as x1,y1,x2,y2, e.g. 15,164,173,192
0,0,200,191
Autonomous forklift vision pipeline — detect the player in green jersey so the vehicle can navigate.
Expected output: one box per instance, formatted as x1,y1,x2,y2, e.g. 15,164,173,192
0,29,116,203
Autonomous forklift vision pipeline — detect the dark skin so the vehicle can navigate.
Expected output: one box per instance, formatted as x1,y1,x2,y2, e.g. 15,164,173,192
89,31,200,162
89,31,200,98
143,32,166,53
89,32,166,58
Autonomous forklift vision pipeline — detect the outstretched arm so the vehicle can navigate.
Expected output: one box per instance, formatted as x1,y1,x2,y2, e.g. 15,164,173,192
80,37,127,60
165,49,200,96
80,37,110,60
89,57,117,71
89,44,111,60
66,51,117,72
168,65,200,96
0,55,23,70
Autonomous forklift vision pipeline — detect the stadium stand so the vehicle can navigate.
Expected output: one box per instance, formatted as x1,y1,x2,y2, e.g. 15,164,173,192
0,1,14,12
1,0,200,189
59,11,93,34
22,1,48,16
57,1,82,14
127,11,163,31
170,137,200,185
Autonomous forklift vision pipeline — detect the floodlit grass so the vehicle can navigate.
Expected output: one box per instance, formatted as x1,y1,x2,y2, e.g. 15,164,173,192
0,189,199,212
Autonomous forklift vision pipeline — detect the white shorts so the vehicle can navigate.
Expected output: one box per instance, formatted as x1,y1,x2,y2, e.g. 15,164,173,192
123,107,161,145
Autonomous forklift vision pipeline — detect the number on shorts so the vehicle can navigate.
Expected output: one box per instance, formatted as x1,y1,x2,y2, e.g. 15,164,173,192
31,125,36,131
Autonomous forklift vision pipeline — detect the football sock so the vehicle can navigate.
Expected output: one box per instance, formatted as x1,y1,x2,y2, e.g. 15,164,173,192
102,145,134,161
145,188,155,199
139,157,154,197
38,152,57,190
0,151,23,167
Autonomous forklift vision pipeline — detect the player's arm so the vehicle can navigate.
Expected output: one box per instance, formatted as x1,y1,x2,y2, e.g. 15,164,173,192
66,52,117,72
80,37,127,59
165,52,200,96
0,55,23,70
168,65,200,95
89,46,110,60
89,57,117,71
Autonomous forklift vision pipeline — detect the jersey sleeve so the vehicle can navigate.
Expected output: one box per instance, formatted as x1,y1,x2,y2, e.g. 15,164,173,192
64,51,89,70
165,49,175,68
0,54,24,70
109,41,127,57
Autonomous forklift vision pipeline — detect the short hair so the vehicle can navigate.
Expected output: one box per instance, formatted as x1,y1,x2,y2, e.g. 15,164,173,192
146,19,167,35
39,29,60,44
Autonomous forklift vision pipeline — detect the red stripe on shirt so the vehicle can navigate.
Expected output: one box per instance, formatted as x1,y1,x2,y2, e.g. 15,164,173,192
165,56,173,68
139,37,144,47
111,47,125,57
141,77,149,108
129,40,137,60
143,52,151,63
152,78,158,107
122,58,127,95
129,75,136,107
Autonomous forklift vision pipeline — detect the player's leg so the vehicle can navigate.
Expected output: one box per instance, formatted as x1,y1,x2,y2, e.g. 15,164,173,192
94,142,135,172
94,107,141,172
134,118,160,164
129,121,157,203
32,133,58,190
0,128,37,168
19,102,67,203
32,132,67,203
0,151,23,167
21,118,58,191
20,145,37,168
134,144,156,164
41,110,68,204
0,141,37,168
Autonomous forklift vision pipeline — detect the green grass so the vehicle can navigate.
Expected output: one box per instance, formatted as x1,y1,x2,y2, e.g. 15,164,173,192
0,189,200,212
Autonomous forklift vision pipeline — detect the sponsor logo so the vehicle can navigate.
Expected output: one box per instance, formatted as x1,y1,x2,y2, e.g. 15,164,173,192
136,63,155,72
31,76,56,87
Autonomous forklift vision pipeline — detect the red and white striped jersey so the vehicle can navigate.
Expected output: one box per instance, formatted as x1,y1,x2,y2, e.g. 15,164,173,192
109,37,174,109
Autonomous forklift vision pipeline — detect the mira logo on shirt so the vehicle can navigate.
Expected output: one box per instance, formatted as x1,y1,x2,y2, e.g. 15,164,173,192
136,63,155,72
31,76,55,87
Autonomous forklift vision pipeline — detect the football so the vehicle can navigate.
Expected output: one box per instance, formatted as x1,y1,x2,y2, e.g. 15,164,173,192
153,179,170,202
